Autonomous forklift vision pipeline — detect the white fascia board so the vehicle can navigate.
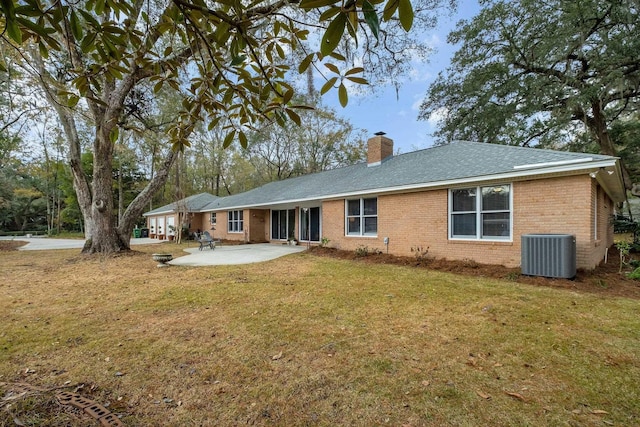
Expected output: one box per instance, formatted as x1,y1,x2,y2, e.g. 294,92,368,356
513,157,594,170
143,209,174,216
205,159,619,210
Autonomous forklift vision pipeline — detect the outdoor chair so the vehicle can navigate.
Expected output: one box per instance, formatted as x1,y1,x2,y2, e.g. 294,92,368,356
197,231,215,251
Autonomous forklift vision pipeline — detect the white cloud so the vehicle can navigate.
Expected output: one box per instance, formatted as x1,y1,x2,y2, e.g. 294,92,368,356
427,107,449,127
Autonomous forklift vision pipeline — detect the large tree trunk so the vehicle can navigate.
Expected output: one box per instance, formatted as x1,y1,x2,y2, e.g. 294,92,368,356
82,130,127,253
589,101,633,189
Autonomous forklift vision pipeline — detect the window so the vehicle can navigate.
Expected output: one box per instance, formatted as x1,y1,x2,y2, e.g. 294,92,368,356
346,197,377,236
210,213,217,226
228,210,243,233
450,185,511,240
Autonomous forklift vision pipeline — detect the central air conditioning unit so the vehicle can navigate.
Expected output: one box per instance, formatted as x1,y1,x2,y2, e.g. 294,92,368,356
521,234,576,279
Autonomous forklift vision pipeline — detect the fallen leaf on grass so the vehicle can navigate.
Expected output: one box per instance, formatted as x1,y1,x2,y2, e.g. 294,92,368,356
272,352,283,361
476,390,491,400
591,409,609,415
505,391,526,401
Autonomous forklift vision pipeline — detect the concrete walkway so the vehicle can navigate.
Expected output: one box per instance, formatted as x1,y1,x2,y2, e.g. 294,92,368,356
169,243,306,266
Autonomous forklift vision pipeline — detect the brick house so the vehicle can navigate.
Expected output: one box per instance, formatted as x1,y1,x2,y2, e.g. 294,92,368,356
146,135,626,270
143,193,219,240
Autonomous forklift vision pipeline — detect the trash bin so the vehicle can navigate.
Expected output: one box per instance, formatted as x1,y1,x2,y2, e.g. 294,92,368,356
133,228,141,238
140,228,149,238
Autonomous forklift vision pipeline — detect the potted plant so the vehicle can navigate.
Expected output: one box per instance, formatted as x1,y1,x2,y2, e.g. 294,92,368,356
150,226,156,238
168,225,176,241
287,236,298,246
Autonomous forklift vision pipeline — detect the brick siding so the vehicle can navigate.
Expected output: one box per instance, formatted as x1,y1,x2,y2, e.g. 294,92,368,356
320,175,613,270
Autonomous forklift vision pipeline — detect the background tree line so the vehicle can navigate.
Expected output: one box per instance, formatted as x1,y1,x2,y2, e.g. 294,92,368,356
0,78,365,234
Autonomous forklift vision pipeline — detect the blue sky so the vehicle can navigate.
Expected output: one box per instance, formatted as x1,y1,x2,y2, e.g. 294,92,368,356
325,0,481,153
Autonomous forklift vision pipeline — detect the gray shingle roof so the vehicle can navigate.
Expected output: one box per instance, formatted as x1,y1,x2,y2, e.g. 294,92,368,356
202,141,621,211
144,193,219,216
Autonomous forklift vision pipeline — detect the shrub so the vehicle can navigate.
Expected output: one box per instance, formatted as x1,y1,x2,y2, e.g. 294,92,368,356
355,245,370,257
410,246,430,262
355,245,381,257
627,267,640,280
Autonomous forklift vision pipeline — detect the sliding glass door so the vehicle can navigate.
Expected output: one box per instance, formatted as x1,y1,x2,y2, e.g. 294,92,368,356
271,209,295,240
300,207,320,242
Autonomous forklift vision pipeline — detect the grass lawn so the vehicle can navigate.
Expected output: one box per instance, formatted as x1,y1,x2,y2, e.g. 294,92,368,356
1,243,639,426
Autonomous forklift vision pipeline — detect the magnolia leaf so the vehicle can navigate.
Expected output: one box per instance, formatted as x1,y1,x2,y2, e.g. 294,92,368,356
382,0,399,21
290,104,315,110
223,130,236,149
363,0,380,39
231,55,246,66
338,82,348,107
67,94,80,108
319,6,341,22
285,108,302,126
152,80,164,93
298,53,314,74
299,0,338,9
0,56,6,72
397,0,413,31
238,131,248,148
346,76,368,85
476,390,491,400
283,88,294,104
321,13,346,56
345,67,364,76
70,10,83,40
7,19,23,44
324,62,340,74
505,391,526,401
320,76,338,95
347,11,358,39
38,41,49,59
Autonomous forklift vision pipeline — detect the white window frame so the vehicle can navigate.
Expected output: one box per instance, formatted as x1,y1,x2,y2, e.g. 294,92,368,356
227,210,244,233
210,213,217,226
448,184,512,241
345,197,378,237
593,186,598,241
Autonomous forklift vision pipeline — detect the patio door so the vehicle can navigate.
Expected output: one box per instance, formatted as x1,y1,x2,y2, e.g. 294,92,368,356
271,209,295,240
300,207,320,242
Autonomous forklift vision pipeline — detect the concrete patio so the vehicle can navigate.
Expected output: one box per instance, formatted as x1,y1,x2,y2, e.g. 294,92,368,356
169,243,306,266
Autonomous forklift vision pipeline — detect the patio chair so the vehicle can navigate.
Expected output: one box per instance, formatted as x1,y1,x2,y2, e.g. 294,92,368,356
198,231,215,251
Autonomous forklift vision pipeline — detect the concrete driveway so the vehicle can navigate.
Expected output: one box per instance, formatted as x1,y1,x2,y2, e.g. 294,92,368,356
0,236,162,250
1,236,305,266
169,243,306,266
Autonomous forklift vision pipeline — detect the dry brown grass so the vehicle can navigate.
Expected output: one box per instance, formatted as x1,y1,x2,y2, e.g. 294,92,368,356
1,243,639,426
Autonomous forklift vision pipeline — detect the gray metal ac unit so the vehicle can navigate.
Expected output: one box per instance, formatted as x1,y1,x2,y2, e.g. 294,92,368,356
521,234,576,279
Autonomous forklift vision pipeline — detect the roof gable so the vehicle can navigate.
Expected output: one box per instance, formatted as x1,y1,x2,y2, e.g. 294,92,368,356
144,193,219,216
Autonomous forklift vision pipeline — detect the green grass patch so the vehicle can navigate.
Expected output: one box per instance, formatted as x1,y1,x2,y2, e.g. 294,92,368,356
1,248,638,426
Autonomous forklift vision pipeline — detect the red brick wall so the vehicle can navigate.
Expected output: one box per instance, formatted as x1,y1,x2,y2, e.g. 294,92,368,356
321,175,612,269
